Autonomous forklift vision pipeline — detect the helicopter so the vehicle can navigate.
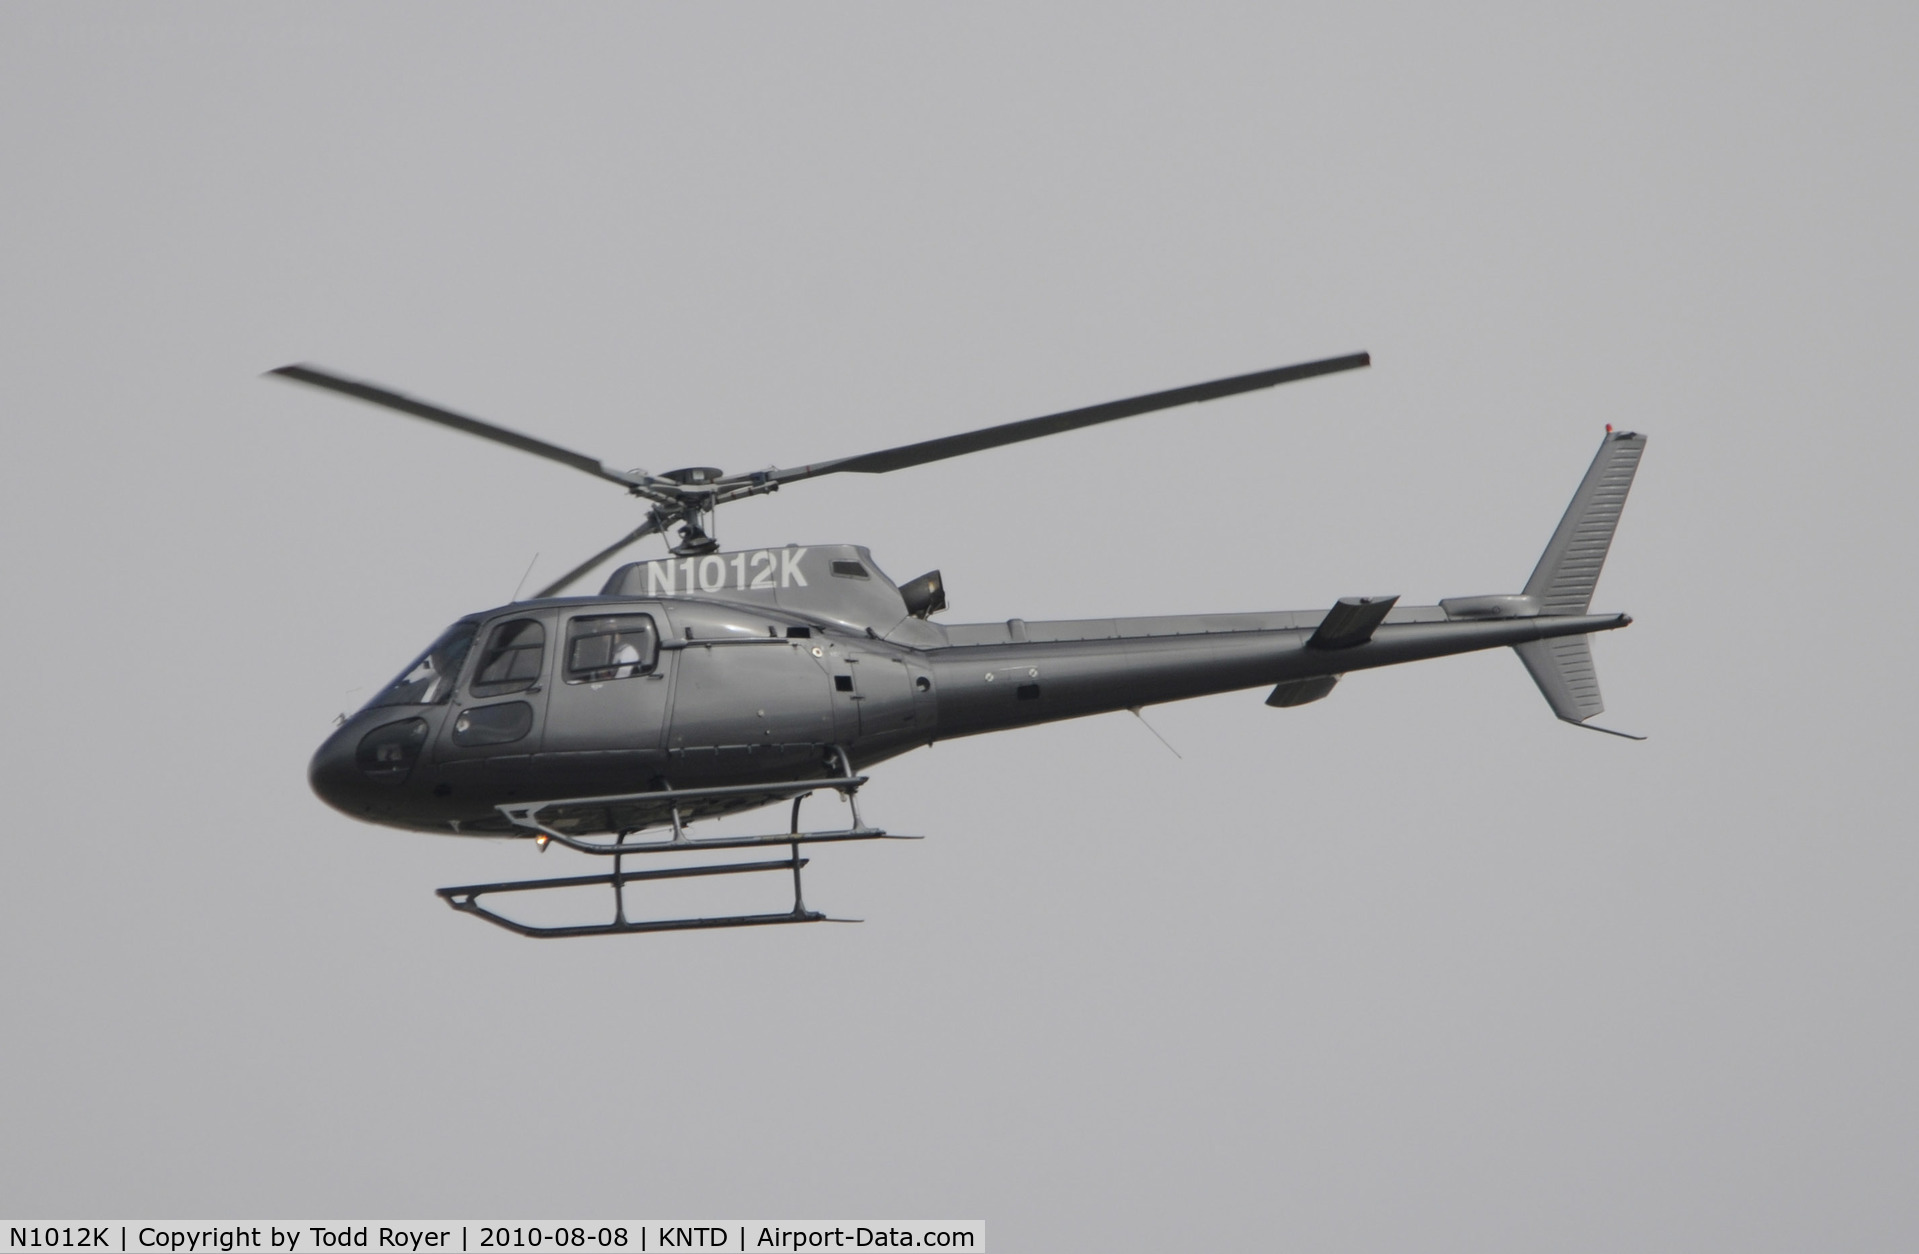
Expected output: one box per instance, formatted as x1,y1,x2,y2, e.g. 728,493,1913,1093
280,353,1646,937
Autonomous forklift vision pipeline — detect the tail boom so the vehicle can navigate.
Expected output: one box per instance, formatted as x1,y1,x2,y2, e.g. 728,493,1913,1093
924,611,1629,739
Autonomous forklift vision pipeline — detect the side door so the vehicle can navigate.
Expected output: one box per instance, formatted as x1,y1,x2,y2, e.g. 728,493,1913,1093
433,611,554,768
541,608,671,756
665,608,834,756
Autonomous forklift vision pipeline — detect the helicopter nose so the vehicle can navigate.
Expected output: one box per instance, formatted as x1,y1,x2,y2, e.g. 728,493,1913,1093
310,714,431,819
309,724,373,818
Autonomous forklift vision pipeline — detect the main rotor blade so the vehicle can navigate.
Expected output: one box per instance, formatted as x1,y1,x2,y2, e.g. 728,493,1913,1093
268,364,646,490
752,351,1369,484
530,517,662,599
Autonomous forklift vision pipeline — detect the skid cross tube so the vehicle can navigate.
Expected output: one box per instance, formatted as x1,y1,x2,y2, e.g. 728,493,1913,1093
438,753,914,936
495,768,881,853
436,851,844,938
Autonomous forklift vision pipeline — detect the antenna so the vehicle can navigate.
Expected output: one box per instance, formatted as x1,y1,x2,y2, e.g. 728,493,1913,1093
511,552,539,603
1127,706,1183,759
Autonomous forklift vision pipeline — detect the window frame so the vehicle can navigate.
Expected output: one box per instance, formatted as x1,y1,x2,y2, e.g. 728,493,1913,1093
564,613,661,684
365,621,479,709
450,700,536,748
470,617,548,698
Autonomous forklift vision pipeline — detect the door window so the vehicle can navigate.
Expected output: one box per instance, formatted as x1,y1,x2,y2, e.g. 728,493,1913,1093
565,614,659,683
451,701,535,747
471,619,547,697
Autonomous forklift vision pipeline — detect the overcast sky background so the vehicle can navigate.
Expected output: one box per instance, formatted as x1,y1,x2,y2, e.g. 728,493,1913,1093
3,4,1915,1249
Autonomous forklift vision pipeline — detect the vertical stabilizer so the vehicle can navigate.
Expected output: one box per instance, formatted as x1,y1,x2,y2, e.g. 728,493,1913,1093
1516,430,1646,734
1515,635,1603,721
1524,431,1646,615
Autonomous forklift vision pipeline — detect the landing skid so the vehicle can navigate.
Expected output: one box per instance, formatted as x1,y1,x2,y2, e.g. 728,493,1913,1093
436,752,916,937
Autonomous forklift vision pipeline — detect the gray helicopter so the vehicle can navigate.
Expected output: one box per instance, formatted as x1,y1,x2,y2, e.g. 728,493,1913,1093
281,353,1645,937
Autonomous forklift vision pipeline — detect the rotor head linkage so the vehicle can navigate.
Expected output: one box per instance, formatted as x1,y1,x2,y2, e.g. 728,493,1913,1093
659,479,722,555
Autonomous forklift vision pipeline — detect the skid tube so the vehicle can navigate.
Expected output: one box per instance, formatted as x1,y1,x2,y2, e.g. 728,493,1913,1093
436,750,917,937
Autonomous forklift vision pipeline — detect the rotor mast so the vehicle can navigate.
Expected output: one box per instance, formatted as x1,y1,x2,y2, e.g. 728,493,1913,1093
652,466,730,556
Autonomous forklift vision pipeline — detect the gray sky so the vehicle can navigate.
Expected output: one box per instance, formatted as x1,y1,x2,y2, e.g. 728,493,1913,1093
3,4,1915,1248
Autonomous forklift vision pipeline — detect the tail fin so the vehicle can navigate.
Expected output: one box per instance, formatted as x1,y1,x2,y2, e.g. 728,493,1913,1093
1515,430,1646,735
1523,430,1647,615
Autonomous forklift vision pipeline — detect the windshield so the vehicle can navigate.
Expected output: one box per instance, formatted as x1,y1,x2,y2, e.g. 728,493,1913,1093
364,621,479,709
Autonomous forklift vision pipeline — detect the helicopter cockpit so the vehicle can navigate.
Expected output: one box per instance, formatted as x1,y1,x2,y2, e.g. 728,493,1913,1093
365,620,479,710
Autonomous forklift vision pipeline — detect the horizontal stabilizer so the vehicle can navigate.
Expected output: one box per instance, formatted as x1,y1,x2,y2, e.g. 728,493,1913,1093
1309,595,1399,649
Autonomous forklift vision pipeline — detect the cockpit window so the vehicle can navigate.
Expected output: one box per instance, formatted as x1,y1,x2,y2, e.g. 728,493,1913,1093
566,614,658,682
366,621,478,709
471,618,547,697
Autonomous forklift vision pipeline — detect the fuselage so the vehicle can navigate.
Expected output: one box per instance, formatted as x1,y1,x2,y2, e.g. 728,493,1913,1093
309,544,1625,837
